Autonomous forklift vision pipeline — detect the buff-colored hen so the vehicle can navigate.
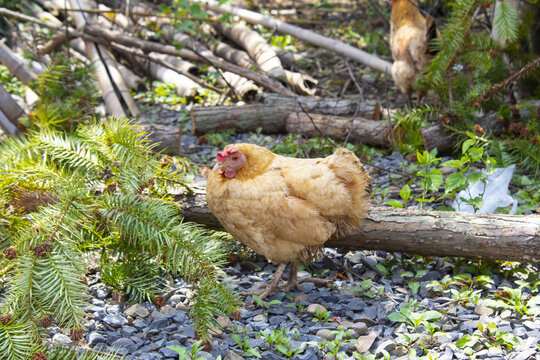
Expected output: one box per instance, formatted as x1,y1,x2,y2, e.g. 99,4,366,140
206,143,370,298
390,0,438,106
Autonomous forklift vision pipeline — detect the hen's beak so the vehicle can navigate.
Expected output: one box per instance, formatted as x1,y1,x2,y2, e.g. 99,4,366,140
213,162,224,174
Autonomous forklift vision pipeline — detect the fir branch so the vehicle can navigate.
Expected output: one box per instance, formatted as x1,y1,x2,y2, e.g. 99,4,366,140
0,322,38,360
474,56,540,104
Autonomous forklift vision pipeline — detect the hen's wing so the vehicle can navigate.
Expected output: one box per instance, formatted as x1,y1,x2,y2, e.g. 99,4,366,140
207,165,336,263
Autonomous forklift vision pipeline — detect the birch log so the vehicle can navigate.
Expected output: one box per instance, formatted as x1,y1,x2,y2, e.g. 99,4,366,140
68,0,139,117
195,0,393,75
0,84,23,131
0,108,19,135
0,41,39,85
213,22,286,80
176,187,540,263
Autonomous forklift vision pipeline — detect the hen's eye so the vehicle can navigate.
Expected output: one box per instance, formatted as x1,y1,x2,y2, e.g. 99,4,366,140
232,156,239,161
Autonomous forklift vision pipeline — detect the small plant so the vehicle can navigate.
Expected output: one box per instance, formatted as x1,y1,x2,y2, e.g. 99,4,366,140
276,340,303,358
258,328,290,352
168,340,207,360
456,323,520,355
251,295,282,312
231,331,262,358
312,306,332,324
387,301,442,331
439,133,497,212
309,330,354,360
349,279,383,299
485,287,540,318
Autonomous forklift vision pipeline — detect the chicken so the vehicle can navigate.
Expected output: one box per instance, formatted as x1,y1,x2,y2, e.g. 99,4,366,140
206,143,370,299
389,0,438,107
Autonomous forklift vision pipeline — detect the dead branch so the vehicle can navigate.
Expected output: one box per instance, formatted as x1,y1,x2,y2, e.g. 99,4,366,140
196,0,393,75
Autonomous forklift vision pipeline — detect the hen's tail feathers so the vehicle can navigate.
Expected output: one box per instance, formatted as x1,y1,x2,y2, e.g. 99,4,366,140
326,148,371,236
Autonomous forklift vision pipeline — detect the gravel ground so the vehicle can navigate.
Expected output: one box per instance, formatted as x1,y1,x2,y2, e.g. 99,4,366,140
42,118,539,359
47,247,539,360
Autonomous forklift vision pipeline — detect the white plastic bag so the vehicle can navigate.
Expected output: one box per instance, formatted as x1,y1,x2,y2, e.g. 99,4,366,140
452,165,517,214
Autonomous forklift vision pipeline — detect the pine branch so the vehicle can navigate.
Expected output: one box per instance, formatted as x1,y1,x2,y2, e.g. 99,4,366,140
474,56,540,104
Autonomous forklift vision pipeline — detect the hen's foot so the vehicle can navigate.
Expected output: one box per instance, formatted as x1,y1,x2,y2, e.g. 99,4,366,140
241,263,287,301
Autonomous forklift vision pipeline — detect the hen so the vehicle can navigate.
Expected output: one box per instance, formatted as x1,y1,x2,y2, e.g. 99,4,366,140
389,0,438,107
206,143,370,298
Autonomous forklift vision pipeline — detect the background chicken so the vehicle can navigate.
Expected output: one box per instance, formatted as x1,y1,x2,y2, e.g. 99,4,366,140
390,0,438,107
206,143,370,299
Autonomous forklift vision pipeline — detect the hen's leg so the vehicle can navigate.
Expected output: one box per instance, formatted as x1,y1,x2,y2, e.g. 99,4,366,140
279,262,301,292
280,262,333,293
242,263,287,300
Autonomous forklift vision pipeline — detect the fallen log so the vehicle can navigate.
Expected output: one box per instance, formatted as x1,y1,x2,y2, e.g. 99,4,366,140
261,94,381,118
191,103,295,135
176,186,540,263
287,112,391,147
138,124,180,155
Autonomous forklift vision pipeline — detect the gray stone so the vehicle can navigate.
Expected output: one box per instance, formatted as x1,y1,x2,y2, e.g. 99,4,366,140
179,325,195,338
269,315,286,326
121,326,137,337
172,311,189,324
168,294,183,306
133,319,147,329
111,337,135,347
124,304,150,318
103,314,128,327
316,329,335,340
460,320,479,331
223,350,244,360
159,346,179,357
52,333,71,344
95,288,111,299
374,339,396,354
150,317,169,329
523,320,540,331
87,331,106,345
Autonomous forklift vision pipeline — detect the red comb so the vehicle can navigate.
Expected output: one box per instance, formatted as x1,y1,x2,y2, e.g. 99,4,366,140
216,146,238,162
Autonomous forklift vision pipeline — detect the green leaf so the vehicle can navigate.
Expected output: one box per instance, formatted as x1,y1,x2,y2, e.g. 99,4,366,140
400,184,411,201
167,346,189,360
387,312,408,323
416,150,426,164
462,139,475,154
231,334,243,348
427,169,443,191
441,159,464,169
386,200,404,208
244,348,262,358
422,310,442,321
467,171,483,184
445,173,467,193
409,281,420,295
456,334,477,348
361,279,373,289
